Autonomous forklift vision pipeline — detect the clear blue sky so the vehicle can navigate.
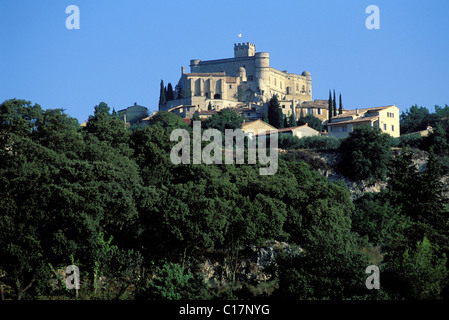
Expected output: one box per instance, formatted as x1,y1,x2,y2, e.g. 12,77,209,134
1,0,448,123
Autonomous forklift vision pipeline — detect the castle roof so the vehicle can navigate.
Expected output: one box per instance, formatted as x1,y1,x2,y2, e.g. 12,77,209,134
299,99,329,109
184,72,227,77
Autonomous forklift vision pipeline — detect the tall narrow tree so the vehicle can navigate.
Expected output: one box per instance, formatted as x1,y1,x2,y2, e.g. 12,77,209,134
289,112,297,127
166,83,175,101
158,80,166,109
268,94,284,129
333,90,337,117
328,90,333,121
339,93,343,115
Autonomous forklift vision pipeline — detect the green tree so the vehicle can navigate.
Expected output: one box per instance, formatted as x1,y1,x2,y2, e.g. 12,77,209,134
352,191,410,246
297,114,323,132
83,102,131,156
339,93,343,115
166,83,175,101
289,112,297,127
338,126,392,181
328,90,332,121
267,95,284,129
276,163,369,299
203,108,244,132
400,105,439,134
262,110,269,123
159,79,166,108
333,89,337,117
35,108,83,158
402,237,449,299
0,99,43,140
146,111,188,130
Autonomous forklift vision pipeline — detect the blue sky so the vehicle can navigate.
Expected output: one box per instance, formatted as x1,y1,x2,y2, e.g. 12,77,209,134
1,0,448,123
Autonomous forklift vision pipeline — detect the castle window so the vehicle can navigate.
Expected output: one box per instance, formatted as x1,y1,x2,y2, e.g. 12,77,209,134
392,125,395,131
302,85,305,92
317,108,322,115
308,108,313,115
342,126,348,132
229,85,232,89
383,124,387,130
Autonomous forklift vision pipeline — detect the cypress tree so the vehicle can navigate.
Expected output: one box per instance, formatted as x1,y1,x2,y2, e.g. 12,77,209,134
284,115,289,128
268,94,284,129
289,112,297,127
262,111,269,123
339,93,343,115
158,79,166,109
333,90,337,117
166,83,175,101
328,90,332,121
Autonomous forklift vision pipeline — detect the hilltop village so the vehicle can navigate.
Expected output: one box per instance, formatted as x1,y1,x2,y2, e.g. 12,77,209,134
103,43,401,140
2,44,449,302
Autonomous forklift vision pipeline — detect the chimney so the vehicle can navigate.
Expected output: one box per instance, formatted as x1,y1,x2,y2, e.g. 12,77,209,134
355,108,359,115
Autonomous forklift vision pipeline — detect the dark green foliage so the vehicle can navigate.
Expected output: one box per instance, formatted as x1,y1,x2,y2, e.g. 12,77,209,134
146,111,188,130
276,172,369,299
158,79,166,108
267,95,284,129
166,83,175,101
352,191,410,246
278,134,341,151
2,97,449,301
332,90,337,117
328,90,332,121
83,102,131,156
289,112,297,127
400,105,440,134
339,93,343,115
339,126,392,182
202,108,244,132
391,133,424,149
297,114,323,132
262,110,268,123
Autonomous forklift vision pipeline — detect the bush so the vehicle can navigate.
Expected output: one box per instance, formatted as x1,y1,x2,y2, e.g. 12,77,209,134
391,133,423,149
278,134,341,150
338,126,392,182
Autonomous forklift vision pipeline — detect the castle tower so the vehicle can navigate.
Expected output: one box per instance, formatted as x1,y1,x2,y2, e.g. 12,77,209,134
234,43,256,58
255,52,270,100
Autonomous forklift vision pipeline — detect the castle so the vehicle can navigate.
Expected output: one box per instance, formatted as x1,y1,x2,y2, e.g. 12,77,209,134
159,43,314,120
157,43,400,138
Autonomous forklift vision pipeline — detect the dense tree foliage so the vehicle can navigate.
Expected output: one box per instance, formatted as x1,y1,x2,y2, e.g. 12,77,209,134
267,95,284,129
339,126,392,182
1,98,449,301
297,114,323,132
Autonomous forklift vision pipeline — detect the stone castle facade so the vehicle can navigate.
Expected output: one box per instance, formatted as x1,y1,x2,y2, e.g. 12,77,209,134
159,43,313,119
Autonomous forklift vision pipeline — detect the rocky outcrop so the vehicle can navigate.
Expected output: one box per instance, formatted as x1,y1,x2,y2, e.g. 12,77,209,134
195,240,301,287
